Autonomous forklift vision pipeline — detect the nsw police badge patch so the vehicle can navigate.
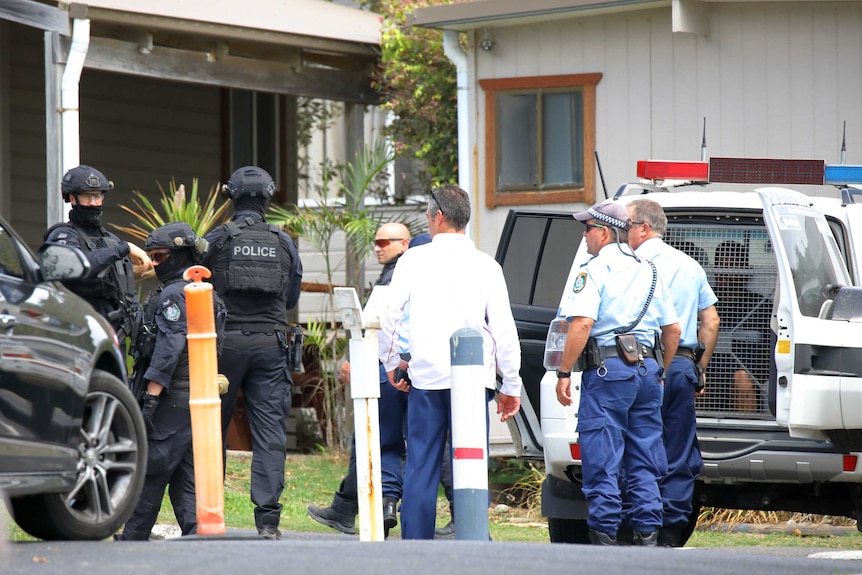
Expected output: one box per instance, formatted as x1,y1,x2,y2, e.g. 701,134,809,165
163,303,181,322
573,272,588,293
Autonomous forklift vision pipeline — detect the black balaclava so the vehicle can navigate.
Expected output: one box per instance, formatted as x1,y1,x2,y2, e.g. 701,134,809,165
69,199,104,229
233,197,269,217
155,248,195,283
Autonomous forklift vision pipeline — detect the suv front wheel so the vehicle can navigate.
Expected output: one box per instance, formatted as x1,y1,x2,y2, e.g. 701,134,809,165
9,369,147,540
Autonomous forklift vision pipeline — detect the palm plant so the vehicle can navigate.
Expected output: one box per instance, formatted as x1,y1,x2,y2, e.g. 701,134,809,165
112,178,230,242
267,139,417,449
111,178,230,279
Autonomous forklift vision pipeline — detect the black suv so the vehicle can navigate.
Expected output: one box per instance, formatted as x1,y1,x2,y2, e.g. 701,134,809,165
0,216,146,540
496,185,862,545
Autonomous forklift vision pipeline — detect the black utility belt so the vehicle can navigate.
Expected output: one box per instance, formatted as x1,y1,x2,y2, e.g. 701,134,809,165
225,323,287,335
675,346,695,359
577,344,655,371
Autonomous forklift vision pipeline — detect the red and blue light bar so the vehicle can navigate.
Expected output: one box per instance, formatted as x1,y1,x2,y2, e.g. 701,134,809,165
637,157,862,185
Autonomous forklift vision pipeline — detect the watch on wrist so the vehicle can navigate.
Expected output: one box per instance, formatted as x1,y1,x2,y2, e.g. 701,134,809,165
556,369,571,379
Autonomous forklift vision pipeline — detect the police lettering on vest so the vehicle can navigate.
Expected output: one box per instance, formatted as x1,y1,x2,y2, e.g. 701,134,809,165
233,245,277,258
223,221,282,295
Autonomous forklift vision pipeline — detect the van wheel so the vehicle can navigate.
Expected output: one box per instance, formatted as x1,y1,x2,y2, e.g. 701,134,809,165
9,370,147,540
548,517,590,544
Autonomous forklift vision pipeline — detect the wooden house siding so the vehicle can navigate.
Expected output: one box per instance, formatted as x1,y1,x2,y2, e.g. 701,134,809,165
6,22,223,250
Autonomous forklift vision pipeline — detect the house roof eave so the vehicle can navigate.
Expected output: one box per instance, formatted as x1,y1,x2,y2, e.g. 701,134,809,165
408,0,671,31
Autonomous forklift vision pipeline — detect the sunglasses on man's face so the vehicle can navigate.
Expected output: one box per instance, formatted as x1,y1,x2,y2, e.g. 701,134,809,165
149,251,171,265
584,223,606,233
373,238,404,249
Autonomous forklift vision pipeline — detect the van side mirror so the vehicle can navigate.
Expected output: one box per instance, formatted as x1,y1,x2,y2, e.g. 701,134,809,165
825,286,862,322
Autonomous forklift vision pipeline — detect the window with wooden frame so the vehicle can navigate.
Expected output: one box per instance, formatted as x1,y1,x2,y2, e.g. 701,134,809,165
479,74,601,209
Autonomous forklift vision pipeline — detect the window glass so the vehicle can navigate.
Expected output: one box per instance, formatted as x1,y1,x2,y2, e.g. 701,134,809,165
230,90,279,180
501,216,545,305
498,93,537,188
500,215,580,308
534,218,581,307
542,91,583,187
773,210,850,317
0,224,24,279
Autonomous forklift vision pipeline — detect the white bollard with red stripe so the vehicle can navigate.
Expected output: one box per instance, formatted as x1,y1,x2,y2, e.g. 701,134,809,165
449,328,489,541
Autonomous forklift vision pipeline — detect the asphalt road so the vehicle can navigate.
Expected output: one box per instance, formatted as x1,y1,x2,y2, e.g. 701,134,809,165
2,530,861,575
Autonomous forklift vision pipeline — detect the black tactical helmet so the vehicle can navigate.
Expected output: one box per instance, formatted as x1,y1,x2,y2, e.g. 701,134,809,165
222,166,275,200
61,165,114,201
146,222,208,257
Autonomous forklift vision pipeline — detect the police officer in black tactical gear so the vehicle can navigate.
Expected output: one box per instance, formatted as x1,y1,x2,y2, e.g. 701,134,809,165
201,166,303,540
42,165,149,343
117,222,221,541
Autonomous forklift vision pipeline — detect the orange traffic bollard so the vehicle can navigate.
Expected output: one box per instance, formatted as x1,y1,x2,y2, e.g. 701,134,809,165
183,264,226,535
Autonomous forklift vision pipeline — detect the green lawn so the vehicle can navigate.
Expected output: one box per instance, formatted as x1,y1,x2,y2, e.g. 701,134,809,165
4,451,861,548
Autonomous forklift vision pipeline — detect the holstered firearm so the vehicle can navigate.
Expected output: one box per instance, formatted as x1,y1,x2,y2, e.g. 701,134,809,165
276,326,304,373
575,337,600,371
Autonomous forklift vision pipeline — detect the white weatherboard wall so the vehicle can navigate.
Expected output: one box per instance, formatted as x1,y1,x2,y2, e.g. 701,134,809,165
466,3,862,258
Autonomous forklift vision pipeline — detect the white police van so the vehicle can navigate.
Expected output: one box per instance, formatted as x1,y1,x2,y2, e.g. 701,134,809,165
495,157,862,545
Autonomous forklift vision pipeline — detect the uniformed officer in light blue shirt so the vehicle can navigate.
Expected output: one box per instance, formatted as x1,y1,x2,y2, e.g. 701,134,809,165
555,200,681,546
627,198,719,547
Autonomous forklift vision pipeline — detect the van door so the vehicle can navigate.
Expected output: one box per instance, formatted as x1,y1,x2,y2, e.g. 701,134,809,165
757,188,860,445
495,210,584,458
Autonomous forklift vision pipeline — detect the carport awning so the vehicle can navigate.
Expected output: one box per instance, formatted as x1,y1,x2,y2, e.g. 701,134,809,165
43,0,382,104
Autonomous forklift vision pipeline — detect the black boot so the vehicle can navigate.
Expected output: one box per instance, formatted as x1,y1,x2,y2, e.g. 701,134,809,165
307,504,356,535
658,525,684,547
383,497,398,531
588,528,617,546
632,530,659,547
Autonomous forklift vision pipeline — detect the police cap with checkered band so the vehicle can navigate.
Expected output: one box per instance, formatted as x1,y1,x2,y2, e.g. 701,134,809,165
573,200,631,230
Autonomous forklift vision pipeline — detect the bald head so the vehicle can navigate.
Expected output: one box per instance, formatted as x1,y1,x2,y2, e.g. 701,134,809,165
374,222,410,265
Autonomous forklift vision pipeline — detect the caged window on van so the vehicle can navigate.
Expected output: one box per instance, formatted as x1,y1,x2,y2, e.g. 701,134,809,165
480,74,601,209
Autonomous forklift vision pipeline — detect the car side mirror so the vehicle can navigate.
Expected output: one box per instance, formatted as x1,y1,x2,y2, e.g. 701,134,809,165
38,243,92,281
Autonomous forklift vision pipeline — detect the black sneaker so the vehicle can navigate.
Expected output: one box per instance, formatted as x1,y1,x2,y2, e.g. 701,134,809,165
632,530,658,547
588,528,617,546
307,504,356,535
434,520,456,540
258,526,282,540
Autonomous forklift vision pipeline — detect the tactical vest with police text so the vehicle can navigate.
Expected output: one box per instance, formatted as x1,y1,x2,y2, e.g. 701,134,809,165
222,218,282,295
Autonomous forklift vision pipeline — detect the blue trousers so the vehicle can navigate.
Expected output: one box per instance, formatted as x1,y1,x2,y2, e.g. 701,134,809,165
660,356,703,527
401,387,491,540
577,357,666,536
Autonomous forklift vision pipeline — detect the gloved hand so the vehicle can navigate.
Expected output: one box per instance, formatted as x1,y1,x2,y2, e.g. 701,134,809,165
216,373,230,395
141,392,160,434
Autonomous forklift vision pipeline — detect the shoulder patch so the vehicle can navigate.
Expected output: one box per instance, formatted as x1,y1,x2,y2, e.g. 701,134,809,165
573,272,588,293
163,303,181,322
56,232,68,239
